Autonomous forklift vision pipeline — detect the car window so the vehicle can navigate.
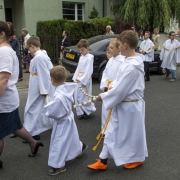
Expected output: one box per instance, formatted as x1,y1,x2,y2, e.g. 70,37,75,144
89,39,112,51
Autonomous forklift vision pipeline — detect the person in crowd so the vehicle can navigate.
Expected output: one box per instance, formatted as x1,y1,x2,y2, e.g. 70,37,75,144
106,46,112,60
152,28,160,51
100,39,125,136
44,66,88,176
106,25,114,35
160,31,180,82
72,39,96,120
131,25,137,32
139,31,155,81
22,28,31,73
60,30,70,62
7,22,23,83
23,36,54,142
137,30,144,49
87,30,147,171
0,21,44,169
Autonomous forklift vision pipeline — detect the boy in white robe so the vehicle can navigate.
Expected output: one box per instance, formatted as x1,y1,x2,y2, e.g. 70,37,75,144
100,39,124,133
139,31,155,81
44,66,88,176
72,39,96,120
23,36,54,141
160,31,180,82
88,30,148,171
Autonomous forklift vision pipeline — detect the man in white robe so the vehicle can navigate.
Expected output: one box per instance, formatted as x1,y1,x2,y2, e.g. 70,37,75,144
23,36,54,140
139,31,155,81
72,40,96,119
88,30,147,171
45,66,87,176
160,31,180,82
100,39,125,131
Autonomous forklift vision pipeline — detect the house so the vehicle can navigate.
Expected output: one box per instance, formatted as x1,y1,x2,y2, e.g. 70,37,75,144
0,0,111,36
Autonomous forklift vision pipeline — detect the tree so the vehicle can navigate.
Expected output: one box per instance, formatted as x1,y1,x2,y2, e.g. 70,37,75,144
89,5,99,19
110,0,180,31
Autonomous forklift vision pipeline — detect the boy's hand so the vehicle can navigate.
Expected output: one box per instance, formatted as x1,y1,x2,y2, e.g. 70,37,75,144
108,86,113,90
76,79,80,83
96,94,102,101
102,87,108,92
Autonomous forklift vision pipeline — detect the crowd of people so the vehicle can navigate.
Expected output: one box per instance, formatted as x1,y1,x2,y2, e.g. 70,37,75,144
0,20,180,177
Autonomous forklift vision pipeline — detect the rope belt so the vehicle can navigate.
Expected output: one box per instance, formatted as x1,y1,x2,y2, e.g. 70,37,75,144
30,72,38,76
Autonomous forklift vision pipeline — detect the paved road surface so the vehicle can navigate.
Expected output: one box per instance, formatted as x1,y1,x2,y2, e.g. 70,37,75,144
1,68,180,180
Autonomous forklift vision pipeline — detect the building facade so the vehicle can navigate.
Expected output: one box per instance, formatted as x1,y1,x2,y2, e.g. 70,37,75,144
0,0,111,36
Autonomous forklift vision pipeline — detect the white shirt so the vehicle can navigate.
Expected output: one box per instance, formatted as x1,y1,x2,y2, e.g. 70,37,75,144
24,34,31,48
0,46,19,113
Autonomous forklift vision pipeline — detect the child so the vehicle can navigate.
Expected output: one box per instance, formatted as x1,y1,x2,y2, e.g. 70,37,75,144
100,39,125,133
23,36,54,141
44,66,88,176
106,46,112,60
139,31,155,81
88,30,148,170
72,39,96,120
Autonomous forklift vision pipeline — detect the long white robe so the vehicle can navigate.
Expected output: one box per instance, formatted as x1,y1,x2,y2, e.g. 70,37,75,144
24,50,54,136
139,38,155,62
72,53,96,116
100,55,125,128
44,83,82,168
160,39,180,70
99,55,148,166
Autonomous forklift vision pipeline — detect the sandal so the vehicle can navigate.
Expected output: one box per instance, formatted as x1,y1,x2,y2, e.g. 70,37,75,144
28,141,44,157
24,71,30,73
18,78,23,81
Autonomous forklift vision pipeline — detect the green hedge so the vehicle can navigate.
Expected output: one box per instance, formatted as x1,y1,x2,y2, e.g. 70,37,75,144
36,16,114,61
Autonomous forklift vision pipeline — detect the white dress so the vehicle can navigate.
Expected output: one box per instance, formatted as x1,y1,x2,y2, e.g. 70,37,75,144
72,53,96,116
99,55,148,166
100,55,125,128
23,50,54,136
44,83,82,168
139,38,155,62
160,39,180,70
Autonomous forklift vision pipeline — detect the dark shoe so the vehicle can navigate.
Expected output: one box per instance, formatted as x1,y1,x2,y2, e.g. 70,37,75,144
18,78,23,81
77,143,88,158
0,160,3,169
48,167,66,176
24,71,30,73
83,113,89,119
10,133,17,138
78,115,84,120
28,141,44,157
166,72,171,78
23,135,40,143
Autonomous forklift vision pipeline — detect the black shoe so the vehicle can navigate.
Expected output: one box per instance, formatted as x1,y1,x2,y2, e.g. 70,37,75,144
10,133,17,138
77,143,88,157
0,160,3,168
83,113,89,119
78,115,84,120
166,72,171,78
23,135,40,143
28,141,44,157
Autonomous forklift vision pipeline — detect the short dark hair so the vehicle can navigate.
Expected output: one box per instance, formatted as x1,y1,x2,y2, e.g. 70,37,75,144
145,31,150,35
27,36,41,48
50,66,67,83
0,21,10,41
77,39,89,48
117,30,138,49
169,31,175,36
64,30,69,36
6,22,15,36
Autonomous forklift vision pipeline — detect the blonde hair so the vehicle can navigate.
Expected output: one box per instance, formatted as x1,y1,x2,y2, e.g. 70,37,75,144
77,39,89,48
50,66,67,83
27,36,41,47
118,30,138,49
110,38,120,48
154,28,159,34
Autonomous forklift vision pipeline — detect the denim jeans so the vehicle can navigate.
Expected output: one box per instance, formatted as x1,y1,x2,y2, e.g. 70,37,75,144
165,68,176,79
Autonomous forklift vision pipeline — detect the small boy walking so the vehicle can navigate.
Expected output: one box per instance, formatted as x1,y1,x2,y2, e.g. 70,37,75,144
88,30,148,170
45,66,88,176
72,39,96,120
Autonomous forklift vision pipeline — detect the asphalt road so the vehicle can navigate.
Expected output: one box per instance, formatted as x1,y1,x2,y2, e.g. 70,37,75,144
1,68,180,180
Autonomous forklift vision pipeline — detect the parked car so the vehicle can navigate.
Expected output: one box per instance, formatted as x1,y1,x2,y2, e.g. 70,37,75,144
62,35,165,81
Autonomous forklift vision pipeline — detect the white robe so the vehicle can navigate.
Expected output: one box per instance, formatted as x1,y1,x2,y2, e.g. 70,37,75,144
72,53,96,116
139,38,155,62
24,50,54,136
100,55,125,128
160,39,180,70
99,55,148,166
44,83,82,168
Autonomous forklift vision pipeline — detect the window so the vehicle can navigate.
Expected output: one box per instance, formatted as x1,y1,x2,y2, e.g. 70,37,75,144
62,2,84,21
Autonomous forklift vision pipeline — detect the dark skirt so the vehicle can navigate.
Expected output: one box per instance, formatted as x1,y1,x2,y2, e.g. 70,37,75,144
22,53,33,64
0,108,23,139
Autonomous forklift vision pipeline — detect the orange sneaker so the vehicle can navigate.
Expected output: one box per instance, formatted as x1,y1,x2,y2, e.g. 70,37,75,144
87,159,108,171
124,162,143,169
